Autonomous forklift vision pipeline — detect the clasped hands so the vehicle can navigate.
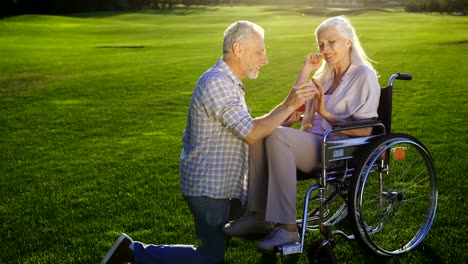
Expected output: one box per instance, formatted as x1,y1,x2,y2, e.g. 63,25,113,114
283,78,327,127
290,78,326,114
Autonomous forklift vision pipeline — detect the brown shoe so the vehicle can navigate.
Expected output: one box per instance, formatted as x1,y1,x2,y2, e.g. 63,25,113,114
101,233,134,264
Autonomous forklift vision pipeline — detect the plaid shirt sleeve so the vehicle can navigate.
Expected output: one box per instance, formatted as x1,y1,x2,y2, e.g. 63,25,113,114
203,77,253,140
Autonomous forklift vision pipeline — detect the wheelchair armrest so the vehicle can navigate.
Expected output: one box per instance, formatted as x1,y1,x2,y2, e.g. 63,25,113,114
332,119,381,130
330,119,383,131
324,119,385,143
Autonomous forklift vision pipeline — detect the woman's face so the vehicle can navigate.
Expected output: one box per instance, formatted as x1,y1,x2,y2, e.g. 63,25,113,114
317,27,351,68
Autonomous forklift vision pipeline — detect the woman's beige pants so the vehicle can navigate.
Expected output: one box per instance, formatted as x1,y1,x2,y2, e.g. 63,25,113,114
247,127,321,224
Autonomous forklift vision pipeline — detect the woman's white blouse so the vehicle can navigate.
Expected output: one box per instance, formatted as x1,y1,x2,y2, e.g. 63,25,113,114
318,64,381,132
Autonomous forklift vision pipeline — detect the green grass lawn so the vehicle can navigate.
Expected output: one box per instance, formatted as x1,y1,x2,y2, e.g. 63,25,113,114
0,5,467,264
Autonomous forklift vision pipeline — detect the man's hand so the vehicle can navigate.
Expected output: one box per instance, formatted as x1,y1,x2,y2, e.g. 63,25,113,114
285,82,318,111
282,111,302,127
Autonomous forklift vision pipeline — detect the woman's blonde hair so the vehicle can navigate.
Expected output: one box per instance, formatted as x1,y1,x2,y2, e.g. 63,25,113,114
313,16,376,83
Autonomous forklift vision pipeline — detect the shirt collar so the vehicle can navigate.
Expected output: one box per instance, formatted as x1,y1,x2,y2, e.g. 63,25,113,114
216,58,245,91
340,63,358,83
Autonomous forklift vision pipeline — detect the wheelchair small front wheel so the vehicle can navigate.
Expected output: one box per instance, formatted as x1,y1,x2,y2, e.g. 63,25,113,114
348,133,437,257
307,239,337,264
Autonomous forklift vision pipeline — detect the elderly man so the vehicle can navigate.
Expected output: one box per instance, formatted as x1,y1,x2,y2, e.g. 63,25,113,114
101,20,316,264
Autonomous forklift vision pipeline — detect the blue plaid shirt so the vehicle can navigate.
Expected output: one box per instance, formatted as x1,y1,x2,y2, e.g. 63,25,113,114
180,59,254,204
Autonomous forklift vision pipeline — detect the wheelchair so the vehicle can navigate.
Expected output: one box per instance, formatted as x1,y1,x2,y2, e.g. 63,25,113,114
276,73,438,263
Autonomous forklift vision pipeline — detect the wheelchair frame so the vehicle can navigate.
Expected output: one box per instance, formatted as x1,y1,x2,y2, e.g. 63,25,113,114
277,73,438,262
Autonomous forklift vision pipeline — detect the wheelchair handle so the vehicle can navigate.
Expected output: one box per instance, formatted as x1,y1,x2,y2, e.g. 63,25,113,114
388,73,412,87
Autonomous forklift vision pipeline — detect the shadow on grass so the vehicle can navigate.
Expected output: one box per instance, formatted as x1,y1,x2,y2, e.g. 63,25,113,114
258,253,300,264
65,5,398,19
437,40,468,46
67,6,221,18
260,6,393,17
412,242,444,263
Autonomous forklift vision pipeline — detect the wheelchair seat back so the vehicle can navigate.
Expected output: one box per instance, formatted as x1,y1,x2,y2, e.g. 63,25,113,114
377,85,393,134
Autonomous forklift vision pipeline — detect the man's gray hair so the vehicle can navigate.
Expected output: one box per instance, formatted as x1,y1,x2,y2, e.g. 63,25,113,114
222,20,264,58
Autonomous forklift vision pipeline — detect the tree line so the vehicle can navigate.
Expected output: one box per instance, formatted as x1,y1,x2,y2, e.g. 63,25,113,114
405,0,465,13
1,0,465,18
1,0,179,17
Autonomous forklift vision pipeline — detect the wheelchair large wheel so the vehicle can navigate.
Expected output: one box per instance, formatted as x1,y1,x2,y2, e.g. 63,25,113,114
348,133,437,257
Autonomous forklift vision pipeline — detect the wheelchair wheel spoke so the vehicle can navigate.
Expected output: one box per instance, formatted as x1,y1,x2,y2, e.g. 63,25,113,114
349,133,437,257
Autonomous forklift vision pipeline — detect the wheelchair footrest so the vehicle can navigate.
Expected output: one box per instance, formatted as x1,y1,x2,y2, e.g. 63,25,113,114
276,242,303,255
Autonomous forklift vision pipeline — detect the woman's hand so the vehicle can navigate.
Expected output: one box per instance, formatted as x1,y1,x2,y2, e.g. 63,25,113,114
311,78,327,116
295,53,322,86
304,53,322,71
311,78,340,125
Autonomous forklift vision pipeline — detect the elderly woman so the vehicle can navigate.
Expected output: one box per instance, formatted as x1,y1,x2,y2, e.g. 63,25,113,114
223,16,381,252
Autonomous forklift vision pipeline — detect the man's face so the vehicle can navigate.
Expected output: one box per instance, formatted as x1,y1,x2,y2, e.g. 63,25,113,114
239,32,269,79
